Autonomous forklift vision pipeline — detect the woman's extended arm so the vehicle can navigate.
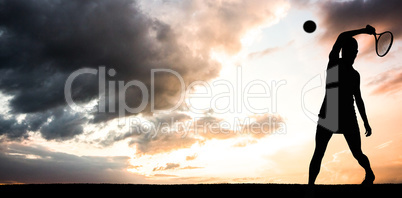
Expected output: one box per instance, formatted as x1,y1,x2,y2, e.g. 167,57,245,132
329,25,376,61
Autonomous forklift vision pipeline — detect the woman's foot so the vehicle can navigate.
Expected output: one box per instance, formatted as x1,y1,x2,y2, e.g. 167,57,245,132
361,172,375,185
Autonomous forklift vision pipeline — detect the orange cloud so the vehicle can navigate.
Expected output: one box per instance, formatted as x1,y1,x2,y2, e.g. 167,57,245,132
368,68,402,95
247,41,294,59
153,163,180,171
147,0,290,54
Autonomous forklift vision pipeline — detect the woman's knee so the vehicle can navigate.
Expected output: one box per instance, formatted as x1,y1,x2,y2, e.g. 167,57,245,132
312,149,326,161
351,150,366,160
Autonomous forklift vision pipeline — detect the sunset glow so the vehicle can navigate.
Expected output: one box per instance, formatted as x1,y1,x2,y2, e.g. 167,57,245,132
1,0,402,184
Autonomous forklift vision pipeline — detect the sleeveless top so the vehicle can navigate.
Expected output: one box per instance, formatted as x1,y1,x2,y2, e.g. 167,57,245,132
318,59,360,133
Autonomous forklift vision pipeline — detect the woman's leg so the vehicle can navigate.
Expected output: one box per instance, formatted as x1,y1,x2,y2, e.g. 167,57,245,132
308,126,333,185
343,131,375,183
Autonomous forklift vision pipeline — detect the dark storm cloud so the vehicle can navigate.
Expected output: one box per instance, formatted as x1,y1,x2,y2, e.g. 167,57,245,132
0,143,146,183
39,108,87,140
0,0,220,140
317,0,402,41
0,107,87,141
0,115,28,139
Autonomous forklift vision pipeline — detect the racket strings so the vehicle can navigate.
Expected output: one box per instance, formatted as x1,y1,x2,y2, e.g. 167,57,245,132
377,32,393,57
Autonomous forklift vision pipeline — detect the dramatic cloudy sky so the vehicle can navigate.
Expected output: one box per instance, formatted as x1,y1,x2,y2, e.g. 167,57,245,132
1,0,402,184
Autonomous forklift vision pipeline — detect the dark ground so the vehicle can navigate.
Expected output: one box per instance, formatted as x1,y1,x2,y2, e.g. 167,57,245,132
0,184,400,197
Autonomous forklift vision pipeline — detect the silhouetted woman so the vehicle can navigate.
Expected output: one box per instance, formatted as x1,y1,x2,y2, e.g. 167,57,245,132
308,25,376,185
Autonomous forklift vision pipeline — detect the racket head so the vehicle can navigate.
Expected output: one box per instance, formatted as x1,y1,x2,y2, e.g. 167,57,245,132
375,31,393,57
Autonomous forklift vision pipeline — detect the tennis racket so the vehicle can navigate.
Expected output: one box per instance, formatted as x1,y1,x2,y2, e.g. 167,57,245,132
374,31,393,57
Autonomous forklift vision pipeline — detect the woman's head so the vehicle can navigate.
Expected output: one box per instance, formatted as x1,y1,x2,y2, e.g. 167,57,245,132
341,37,358,64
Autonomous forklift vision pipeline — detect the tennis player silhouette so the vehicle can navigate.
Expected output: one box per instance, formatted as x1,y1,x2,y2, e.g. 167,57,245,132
308,25,376,185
